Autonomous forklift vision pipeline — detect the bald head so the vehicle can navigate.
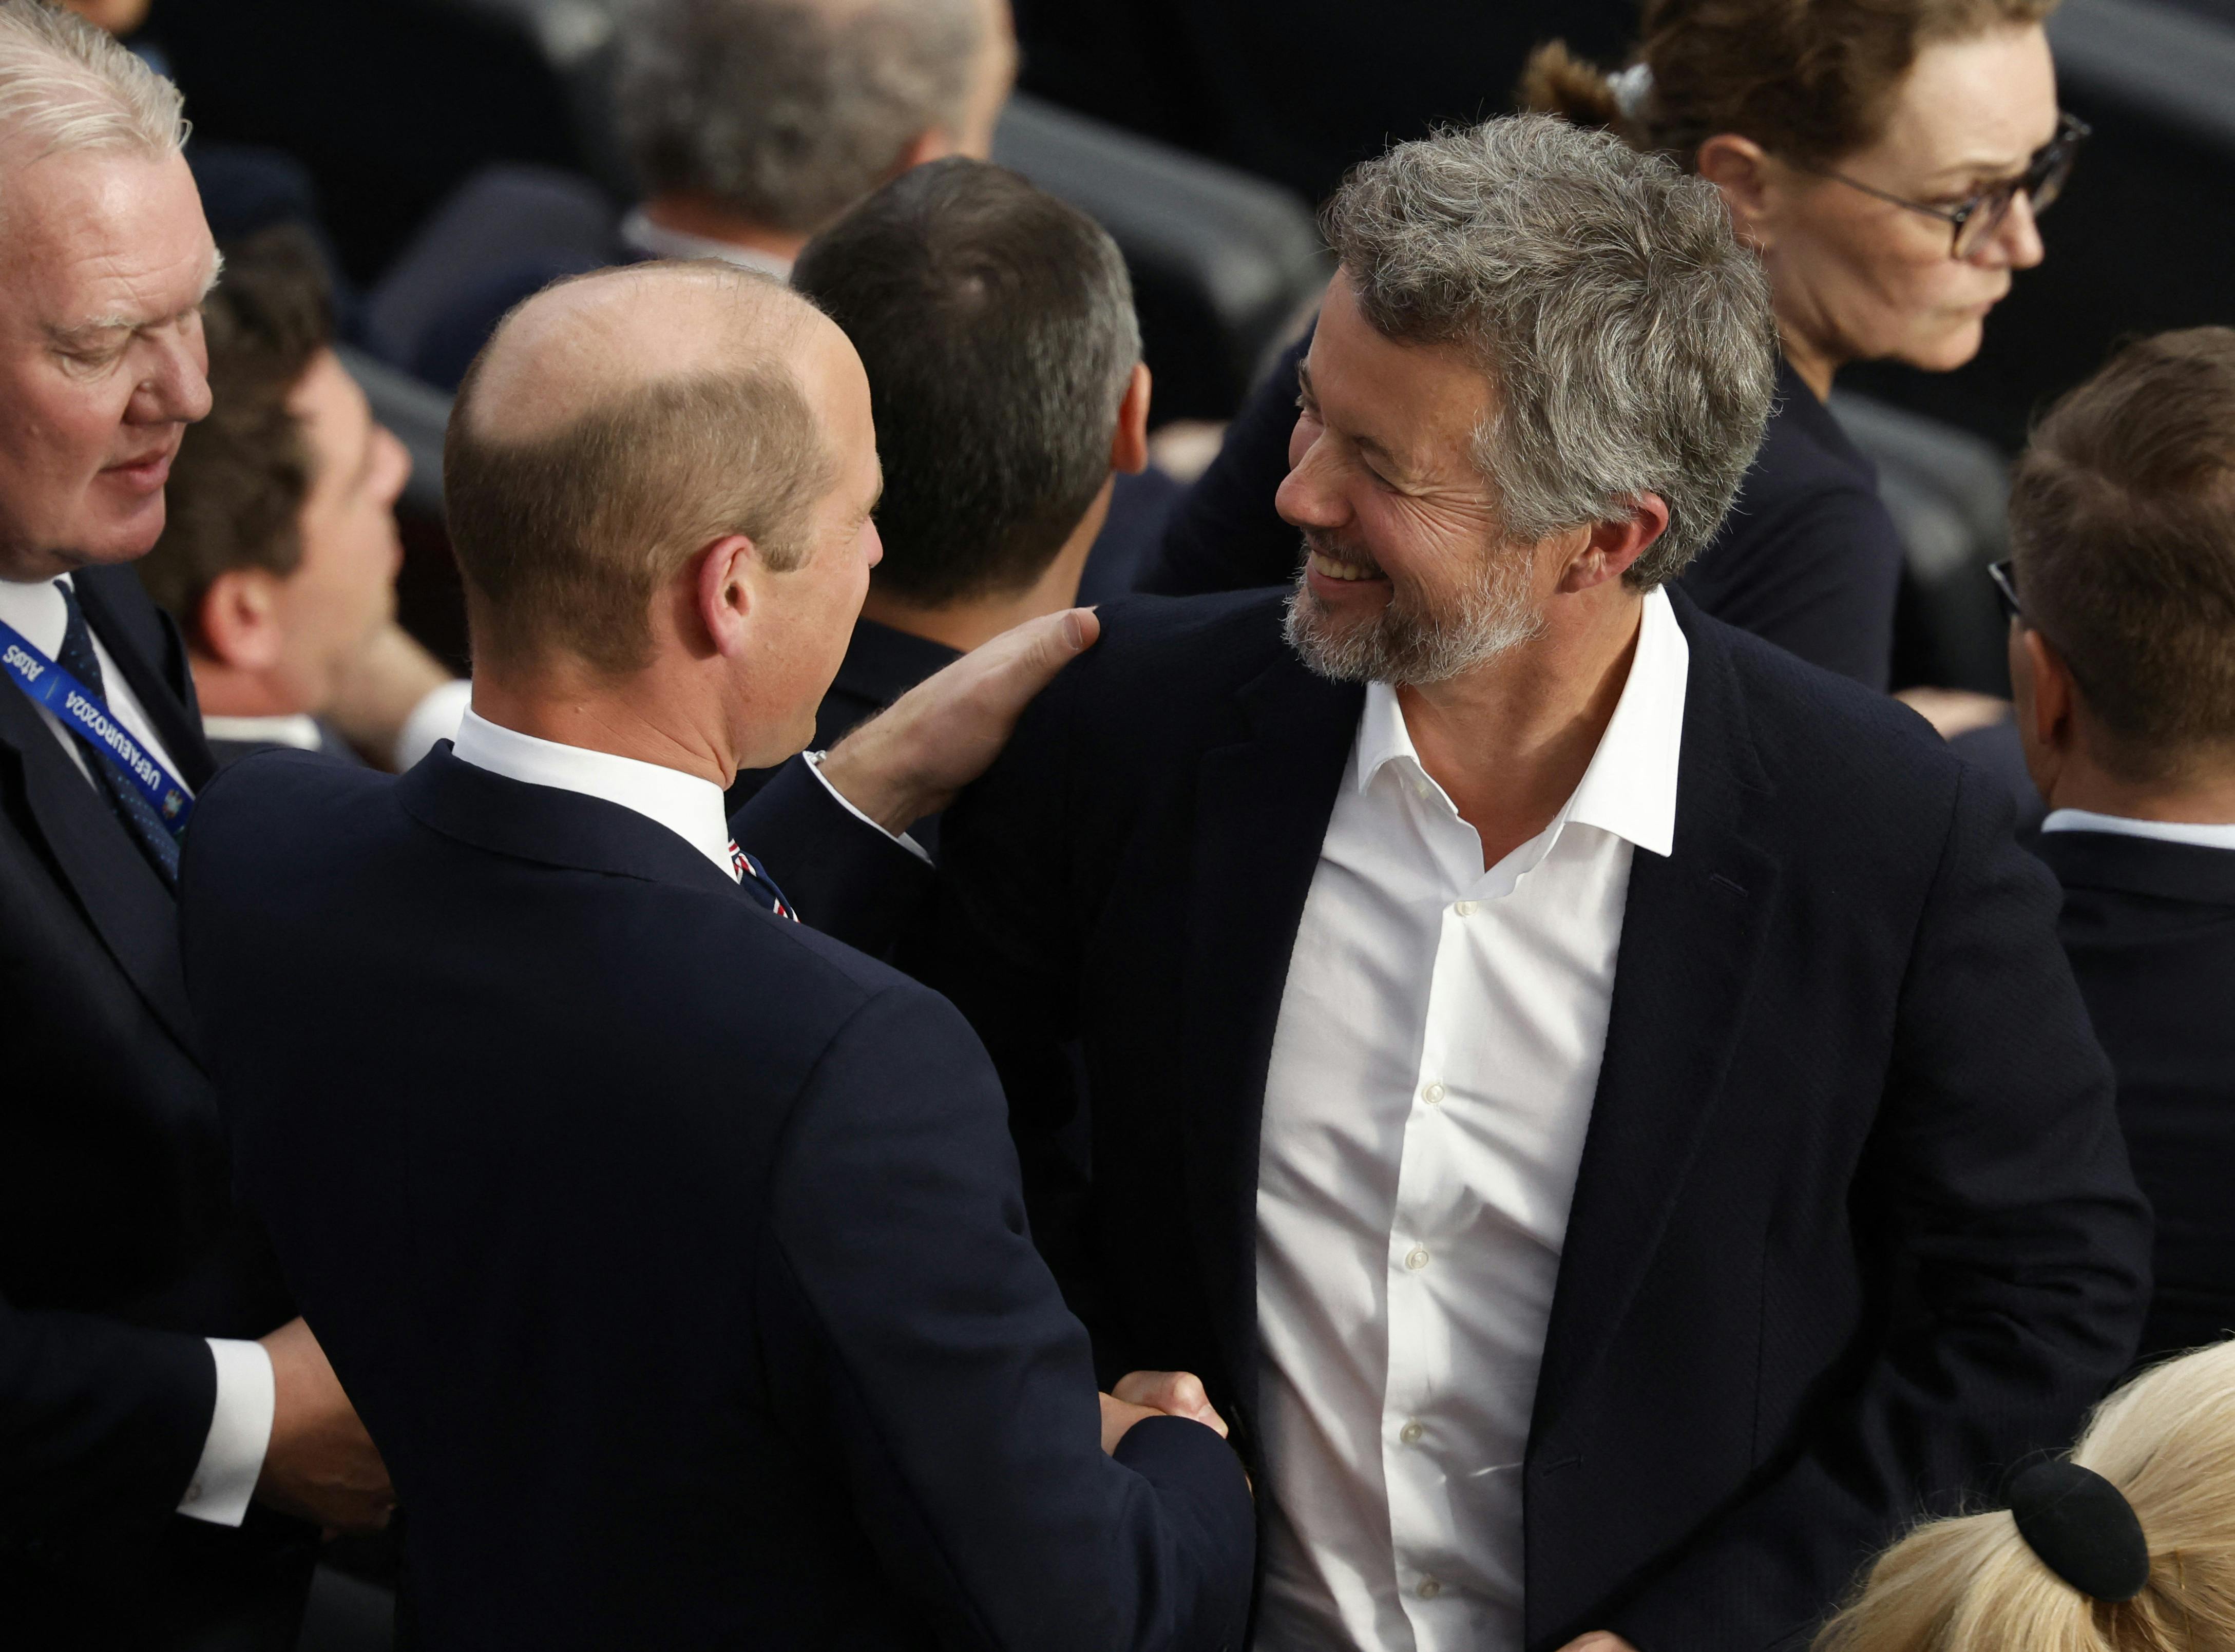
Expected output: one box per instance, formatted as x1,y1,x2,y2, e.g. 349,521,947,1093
445,260,854,675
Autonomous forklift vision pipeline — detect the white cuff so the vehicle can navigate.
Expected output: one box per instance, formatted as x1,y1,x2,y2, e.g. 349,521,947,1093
804,751,932,864
177,1338,275,1527
393,678,473,772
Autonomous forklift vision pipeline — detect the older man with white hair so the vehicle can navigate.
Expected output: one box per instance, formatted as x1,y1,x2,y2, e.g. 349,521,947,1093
0,6,382,1643
770,114,2155,1648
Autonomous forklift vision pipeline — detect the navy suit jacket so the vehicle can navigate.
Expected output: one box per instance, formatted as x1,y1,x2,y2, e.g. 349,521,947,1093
0,564,307,1640
2036,828,2235,1365
741,588,2149,1649
181,750,1253,1651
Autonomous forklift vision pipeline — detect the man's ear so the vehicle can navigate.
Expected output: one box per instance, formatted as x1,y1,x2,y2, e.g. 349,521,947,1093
1111,362,1152,476
1556,494,1671,594
2020,626,2078,753
1695,133,1777,247
196,568,285,672
694,534,760,660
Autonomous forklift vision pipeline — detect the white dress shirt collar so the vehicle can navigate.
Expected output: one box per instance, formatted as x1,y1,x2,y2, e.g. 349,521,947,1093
199,712,325,752
449,707,740,882
1352,584,1688,863
2040,808,2235,852
616,208,794,280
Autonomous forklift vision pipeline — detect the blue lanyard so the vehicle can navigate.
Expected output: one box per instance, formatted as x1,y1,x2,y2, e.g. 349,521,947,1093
0,617,194,837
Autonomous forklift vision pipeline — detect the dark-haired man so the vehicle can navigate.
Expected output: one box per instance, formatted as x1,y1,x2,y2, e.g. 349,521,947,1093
2001,325,2235,1367
727,155,1149,848
138,231,409,766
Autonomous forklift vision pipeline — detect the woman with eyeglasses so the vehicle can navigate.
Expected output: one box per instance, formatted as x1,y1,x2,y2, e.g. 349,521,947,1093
1136,0,2082,694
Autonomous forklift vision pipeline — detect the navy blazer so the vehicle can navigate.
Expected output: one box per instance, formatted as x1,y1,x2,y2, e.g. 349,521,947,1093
0,564,308,1640
1139,341,1905,690
740,588,2149,1649
2036,828,2235,1365
181,750,1253,1651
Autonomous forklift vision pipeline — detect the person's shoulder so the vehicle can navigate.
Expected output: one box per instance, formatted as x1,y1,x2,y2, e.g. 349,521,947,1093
1685,599,1964,806
1078,588,1294,688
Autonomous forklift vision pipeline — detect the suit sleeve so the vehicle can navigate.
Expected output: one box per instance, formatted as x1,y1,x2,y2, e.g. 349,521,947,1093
761,984,1254,1652
1606,762,2151,1650
728,755,935,958
1136,333,1311,599
0,1296,218,1543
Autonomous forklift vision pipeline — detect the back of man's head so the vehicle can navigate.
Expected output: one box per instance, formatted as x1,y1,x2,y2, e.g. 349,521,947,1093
0,0,178,187
444,261,836,676
2010,326,2235,783
794,156,1139,608
617,0,996,237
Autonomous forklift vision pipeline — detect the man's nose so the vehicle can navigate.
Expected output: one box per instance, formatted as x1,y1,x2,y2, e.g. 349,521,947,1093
1275,436,1348,531
129,337,213,426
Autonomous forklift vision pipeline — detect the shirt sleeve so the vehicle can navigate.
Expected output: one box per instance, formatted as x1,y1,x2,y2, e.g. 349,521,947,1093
175,1338,275,1528
804,752,932,865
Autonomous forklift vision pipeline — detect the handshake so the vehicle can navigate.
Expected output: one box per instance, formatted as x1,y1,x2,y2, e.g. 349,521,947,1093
1098,1370,1231,1456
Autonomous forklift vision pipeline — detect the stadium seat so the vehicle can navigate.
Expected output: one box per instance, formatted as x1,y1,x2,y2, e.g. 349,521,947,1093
1830,394,2013,694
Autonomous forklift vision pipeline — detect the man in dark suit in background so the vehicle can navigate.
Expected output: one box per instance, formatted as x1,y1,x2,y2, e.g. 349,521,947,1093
726,156,1151,849
2000,326,2235,1366
0,8,389,1646
182,259,1254,1649
766,116,2150,1649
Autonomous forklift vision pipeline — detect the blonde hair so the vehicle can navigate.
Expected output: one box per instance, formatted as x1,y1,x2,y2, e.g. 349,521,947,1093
1816,1340,2235,1652
0,0,182,170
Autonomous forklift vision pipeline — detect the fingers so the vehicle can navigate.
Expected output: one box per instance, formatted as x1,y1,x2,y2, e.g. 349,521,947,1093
1111,1370,1229,1438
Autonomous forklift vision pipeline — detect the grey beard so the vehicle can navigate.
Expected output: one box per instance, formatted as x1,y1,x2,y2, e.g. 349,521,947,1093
1283,534,1544,686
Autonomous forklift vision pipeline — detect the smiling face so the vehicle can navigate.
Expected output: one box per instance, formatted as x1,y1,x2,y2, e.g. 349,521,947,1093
1275,271,1552,685
1747,24,2059,374
0,146,215,579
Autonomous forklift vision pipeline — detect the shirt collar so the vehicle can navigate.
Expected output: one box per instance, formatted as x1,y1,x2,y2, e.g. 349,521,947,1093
449,707,740,882
1353,584,1689,860
616,208,794,279
199,712,326,752
0,572,73,659
2040,808,2235,852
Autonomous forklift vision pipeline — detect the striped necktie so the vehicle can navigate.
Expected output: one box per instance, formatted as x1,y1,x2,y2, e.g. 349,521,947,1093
729,840,797,921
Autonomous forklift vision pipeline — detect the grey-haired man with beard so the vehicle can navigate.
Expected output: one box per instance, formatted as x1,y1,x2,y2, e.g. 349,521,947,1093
770,113,2149,1649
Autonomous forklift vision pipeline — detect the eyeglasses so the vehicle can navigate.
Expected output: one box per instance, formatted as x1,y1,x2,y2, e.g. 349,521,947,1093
1988,559,2024,623
1803,112,2091,261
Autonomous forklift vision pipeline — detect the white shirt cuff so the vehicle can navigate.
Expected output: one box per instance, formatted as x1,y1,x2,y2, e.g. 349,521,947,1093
804,752,932,864
393,678,473,772
177,1338,275,1527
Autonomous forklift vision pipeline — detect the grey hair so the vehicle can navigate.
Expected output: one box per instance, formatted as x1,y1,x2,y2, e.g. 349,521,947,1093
0,1,183,184
617,0,986,236
1323,112,1778,587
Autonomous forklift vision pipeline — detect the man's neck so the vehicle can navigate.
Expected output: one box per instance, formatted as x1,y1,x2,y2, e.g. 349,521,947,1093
1398,589,1646,871
188,652,307,720
855,481,1106,656
2047,751,2235,827
468,665,735,788
639,194,808,270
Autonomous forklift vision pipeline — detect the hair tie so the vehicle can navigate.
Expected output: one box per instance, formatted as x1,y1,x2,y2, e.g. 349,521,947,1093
2005,1460,2150,1603
1609,63,1655,124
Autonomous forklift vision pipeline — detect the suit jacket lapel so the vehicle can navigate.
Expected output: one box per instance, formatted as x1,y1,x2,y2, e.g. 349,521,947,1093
74,566,218,791
1532,607,1781,1436
0,673,199,1052
1178,654,1363,1409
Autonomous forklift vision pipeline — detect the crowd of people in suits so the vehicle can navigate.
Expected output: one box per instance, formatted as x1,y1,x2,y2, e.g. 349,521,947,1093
3,0,2232,1649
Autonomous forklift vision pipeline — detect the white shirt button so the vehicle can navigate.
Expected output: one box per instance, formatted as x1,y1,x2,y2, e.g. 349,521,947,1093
1420,1081,1445,1106
1399,1419,1425,1445
1417,1578,1442,1600
1404,1245,1430,1271
1453,899,1477,916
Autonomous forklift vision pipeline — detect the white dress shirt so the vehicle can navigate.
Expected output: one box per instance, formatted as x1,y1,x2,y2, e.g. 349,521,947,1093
1253,588,1689,1652
450,707,742,881
2041,807,2235,852
617,208,794,280
199,712,326,752
0,574,275,1529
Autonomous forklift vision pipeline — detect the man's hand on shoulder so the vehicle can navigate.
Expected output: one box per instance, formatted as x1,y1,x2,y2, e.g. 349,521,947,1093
819,607,1100,834
1559,1634,1640,1651
255,1317,395,1533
